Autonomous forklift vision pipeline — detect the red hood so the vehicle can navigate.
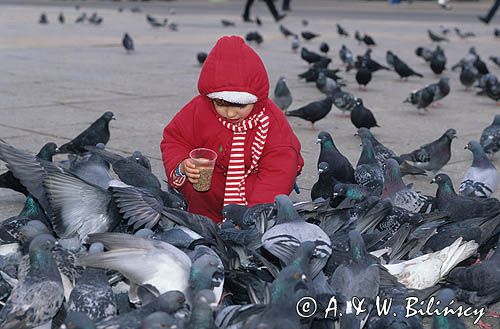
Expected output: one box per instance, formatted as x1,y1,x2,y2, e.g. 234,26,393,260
198,36,270,109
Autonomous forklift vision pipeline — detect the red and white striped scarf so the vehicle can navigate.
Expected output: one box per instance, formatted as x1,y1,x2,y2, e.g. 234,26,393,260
217,109,269,206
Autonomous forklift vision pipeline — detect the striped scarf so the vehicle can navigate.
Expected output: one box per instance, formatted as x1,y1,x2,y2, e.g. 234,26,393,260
218,108,269,206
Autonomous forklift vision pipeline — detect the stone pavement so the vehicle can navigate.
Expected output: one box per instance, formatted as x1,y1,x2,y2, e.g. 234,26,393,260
0,1,500,327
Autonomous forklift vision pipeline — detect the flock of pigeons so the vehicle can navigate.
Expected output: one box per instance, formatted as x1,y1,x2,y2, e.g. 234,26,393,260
1,3,497,329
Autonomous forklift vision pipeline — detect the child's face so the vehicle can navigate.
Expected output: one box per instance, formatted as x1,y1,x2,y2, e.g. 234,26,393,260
213,101,254,124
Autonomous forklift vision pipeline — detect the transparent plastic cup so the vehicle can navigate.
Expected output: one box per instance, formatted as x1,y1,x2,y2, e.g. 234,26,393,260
189,148,217,192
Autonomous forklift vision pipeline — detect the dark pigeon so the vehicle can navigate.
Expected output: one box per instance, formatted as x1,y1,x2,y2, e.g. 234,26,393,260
430,46,447,74
393,56,424,80
385,50,397,69
122,33,134,53
480,115,500,157
336,23,349,37
460,140,499,198
319,42,329,54
39,13,48,24
427,77,450,104
58,12,65,24
245,31,263,45
350,98,379,129
58,111,115,155
363,33,376,46
459,62,478,90
404,85,435,112
490,56,500,67
301,31,319,41
355,138,384,194
221,19,235,27
316,131,356,184
196,52,207,65
400,128,456,173
126,150,152,172
355,64,372,89
279,24,296,38
75,13,86,23
484,76,500,104
300,47,322,64
285,95,333,129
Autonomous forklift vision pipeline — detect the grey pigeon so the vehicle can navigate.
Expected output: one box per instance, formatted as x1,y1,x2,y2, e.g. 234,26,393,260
480,115,500,157
285,95,333,129
430,46,447,75
460,141,499,198
432,173,500,221
455,27,475,39
68,143,113,189
484,76,500,104
355,138,384,194
382,158,434,213
290,35,300,52
428,29,449,42
331,86,356,116
427,77,450,104
350,98,379,129
339,44,355,71
272,77,292,111
58,111,115,155
315,71,337,95
451,47,478,71
490,56,500,67
0,235,64,329
75,13,86,23
415,46,433,62
122,33,134,53
400,128,457,173
68,242,117,322
459,62,478,90
403,85,435,112
261,195,332,279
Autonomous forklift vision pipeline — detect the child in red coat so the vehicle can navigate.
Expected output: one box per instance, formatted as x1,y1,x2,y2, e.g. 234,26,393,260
160,35,304,223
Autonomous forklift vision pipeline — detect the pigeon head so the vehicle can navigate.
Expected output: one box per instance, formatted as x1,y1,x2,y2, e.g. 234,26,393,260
464,140,482,152
430,173,456,194
18,220,51,247
275,194,301,223
38,142,59,160
442,128,457,140
141,312,176,329
348,230,366,262
63,311,96,329
465,140,492,168
271,264,308,305
415,47,424,57
29,233,57,254
190,254,224,293
355,127,373,139
316,131,335,148
292,241,316,271
102,111,115,121
354,97,363,107
95,143,106,150
317,161,329,174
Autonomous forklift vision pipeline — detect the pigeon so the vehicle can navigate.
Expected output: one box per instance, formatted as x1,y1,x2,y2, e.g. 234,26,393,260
254,16,262,25
484,76,500,104
480,115,500,157
302,19,308,26
459,140,499,198
67,242,117,321
140,312,177,329
301,31,319,41
415,46,433,62
0,142,58,196
452,47,478,71
319,42,329,54
427,77,450,105
355,128,426,176
428,29,449,42
272,77,293,111
459,62,478,90
245,31,263,45
446,238,500,306
403,85,435,112
315,72,338,95
430,289,467,329
75,13,86,23
147,16,167,28
291,35,300,53
339,44,355,70
474,56,490,76
455,27,475,39
385,50,397,69
0,235,64,329
58,111,115,155
400,128,457,173
355,64,372,89
261,195,332,279
279,24,296,38
355,30,363,44
330,86,356,116
350,98,379,129
393,56,424,79
285,95,333,129
363,34,376,46
221,19,235,27
39,13,48,24
430,46,447,75
355,138,384,193
58,12,65,24
356,55,390,73
300,47,322,64
382,158,434,213
490,56,500,67
311,162,337,202
67,143,113,189
495,28,500,37
316,131,356,184
336,23,349,37
196,52,207,65
431,173,500,221
122,33,134,53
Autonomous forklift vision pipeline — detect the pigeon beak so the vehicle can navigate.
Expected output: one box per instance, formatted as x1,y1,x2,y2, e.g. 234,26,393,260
332,192,339,197
209,302,219,310
430,178,437,184
315,138,321,144
464,144,469,150
55,147,60,153
318,168,324,174
354,132,359,137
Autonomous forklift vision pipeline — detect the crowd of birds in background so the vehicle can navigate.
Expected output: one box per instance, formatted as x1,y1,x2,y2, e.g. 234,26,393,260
0,3,499,329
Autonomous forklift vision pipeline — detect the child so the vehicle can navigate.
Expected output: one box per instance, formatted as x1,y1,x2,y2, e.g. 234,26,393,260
160,35,304,223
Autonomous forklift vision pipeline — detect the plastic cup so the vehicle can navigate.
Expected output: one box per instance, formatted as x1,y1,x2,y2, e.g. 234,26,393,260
189,148,217,192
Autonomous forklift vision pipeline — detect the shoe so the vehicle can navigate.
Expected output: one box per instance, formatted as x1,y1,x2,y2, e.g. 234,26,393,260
275,14,286,22
242,15,254,23
478,15,490,24
282,6,291,11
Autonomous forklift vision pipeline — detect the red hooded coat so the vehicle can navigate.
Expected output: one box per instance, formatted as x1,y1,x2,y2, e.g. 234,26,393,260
160,36,303,222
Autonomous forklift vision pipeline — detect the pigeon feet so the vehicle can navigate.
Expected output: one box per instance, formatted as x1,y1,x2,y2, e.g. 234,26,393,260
478,320,492,329
486,310,500,318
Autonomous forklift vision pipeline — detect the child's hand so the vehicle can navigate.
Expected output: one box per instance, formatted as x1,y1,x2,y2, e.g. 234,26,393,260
180,159,200,184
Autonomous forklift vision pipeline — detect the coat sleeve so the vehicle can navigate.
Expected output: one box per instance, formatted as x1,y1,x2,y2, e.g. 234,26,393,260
246,144,300,206
160,100,196,189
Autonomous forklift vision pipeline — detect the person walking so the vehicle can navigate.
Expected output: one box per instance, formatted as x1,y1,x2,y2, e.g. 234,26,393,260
242,0,286,22
478,0,500,24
